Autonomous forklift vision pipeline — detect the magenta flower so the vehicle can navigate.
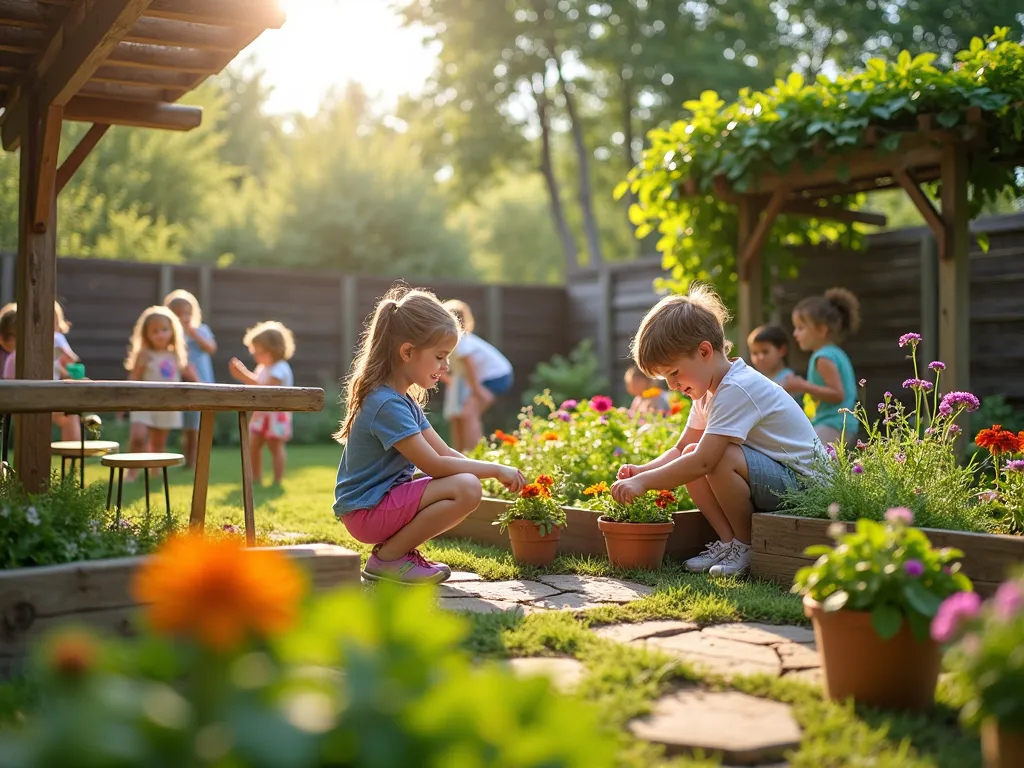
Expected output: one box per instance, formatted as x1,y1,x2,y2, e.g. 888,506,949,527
852,463,864,474
1006,460,1024,473
598,415,609,425
885,506,913,525
993,582,1024,621
938,391,980,417
589,395,614,413
903,378,933,392
894,452,907,464
899,333,923,348
522,420,531,430
877,402,887,413
928,361,946,372
825,443,837,459
903,559,925,578
560,399,578,411
947,424,962,437
931,592,982,642
856,440,867,450
553,410,571,422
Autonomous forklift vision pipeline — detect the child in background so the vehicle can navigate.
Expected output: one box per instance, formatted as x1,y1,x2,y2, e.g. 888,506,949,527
784,288,860,447
625,366,670,416
164,289,218,470
610,284,820,577
334,285,525,584
229,321,295,487
126,306,194,480
441,356,472,453
0,303,15,380
52,303,81,440
747,324,801,404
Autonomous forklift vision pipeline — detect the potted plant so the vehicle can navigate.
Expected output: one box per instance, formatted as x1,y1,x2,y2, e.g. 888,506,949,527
792,506,972,711
933,573,1024,768
584,483,676,569
492,475,566,567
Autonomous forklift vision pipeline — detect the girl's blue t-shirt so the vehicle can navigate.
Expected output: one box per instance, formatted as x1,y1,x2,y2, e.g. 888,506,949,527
804,344,857,431
187,323,216,383
333,386,430,516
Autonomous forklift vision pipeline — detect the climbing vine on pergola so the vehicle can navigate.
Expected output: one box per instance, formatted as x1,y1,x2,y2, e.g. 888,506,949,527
621,28,1024,395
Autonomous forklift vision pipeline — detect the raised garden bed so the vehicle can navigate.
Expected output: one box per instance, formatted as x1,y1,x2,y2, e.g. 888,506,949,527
750,513,1024,596
441,497,717,562
0,544,360,678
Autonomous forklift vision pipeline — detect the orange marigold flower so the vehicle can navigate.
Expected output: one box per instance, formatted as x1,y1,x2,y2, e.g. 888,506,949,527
494,429,519,446
542,432,560,441
537,474,555,487
641,386,662,399
46,629,97,679
583,482,610,496
975,425,1021,455
654,490,677,509
132,533,305,652
521,483,544,499
670,402,683,415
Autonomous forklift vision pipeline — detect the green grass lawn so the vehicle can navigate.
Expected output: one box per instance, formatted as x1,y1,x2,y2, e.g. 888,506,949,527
52,443,983,767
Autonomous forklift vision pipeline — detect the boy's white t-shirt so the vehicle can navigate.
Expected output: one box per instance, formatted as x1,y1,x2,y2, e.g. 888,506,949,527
454,333,512,382
685,358,821,476
53,331,72,380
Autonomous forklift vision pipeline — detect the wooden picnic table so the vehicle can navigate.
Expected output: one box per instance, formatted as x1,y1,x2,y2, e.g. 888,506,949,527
0,380,325,546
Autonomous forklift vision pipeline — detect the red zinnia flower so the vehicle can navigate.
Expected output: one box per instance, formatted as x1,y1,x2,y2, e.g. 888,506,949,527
537,474,555,487
654,490,676,509
521,483,543,499
975,425,1021,455
670,402,683,415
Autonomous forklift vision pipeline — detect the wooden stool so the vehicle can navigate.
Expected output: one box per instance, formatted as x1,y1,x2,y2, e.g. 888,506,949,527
102,453,185,524
51,440,120,488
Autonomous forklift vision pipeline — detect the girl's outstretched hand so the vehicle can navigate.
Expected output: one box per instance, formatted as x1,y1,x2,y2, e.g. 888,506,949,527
617,464,640,480
497,466,526,495
611,476,646,506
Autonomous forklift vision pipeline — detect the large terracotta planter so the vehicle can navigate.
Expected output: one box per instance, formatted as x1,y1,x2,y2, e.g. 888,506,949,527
506,520,561,567
598,517,675,569
982,719,1024,768
804,596,941,711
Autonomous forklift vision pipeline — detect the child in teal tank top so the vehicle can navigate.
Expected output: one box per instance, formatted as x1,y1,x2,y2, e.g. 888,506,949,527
783,288,861,447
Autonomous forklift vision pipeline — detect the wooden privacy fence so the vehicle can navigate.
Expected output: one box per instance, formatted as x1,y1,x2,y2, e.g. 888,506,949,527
0,258,567,410
568,213,1024,410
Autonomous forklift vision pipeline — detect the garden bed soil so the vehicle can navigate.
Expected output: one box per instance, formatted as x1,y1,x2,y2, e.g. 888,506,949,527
441,497,717,562
0,544,361,678
751,513,1024,596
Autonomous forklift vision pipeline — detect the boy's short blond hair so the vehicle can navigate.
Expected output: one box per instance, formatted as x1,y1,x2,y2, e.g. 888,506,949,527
631,283,731,377
443,299,475,334
243,321,295,362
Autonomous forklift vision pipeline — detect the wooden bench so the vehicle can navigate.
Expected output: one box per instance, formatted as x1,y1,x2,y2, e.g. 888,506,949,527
0,381,325,545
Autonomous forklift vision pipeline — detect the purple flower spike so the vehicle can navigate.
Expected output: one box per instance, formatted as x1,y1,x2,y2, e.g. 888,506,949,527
938,391,980,417
885,506,913,525
929,361,946,372
931,592,982,643
904,559,925,578
903,378,933,392
1006,460,1024,473
899,333,923,348
993,582,1024,621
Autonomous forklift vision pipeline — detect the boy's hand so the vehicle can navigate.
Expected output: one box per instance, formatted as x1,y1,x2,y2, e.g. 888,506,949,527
617,464,642,480
498,466,526,495
611,475,648,506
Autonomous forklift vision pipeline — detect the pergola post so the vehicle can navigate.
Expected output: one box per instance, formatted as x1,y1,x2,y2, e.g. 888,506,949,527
736,197,766,356
13,102,61,492
938,142,971,397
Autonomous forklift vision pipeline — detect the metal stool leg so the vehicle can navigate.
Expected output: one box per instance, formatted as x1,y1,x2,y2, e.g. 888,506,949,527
106,466,115,510
144,469,151,519
61,456,66,482
79,415,85,489
163,466,172,524
115,467,124,525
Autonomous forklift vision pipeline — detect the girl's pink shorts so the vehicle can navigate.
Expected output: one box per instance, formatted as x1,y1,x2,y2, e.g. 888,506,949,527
340,476,432,544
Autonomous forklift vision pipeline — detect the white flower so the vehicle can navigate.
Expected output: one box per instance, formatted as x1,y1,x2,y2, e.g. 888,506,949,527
0,506,9,518
126,540,139,556
827,503,840,520
25,506,40,526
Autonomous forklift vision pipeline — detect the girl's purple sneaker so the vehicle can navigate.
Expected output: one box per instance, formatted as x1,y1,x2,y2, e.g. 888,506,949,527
363,548,449,584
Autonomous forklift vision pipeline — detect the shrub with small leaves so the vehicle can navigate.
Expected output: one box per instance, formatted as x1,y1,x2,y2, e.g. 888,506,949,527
582,486,675,524
493,475,567,536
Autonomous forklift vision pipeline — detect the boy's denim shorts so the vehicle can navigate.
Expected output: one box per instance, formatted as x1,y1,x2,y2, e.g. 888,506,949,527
740,445,800,512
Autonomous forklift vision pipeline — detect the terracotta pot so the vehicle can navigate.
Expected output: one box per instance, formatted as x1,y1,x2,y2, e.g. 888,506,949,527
804,595,941,711
982,719,1024,768
597,517,675,569
506,520,561,567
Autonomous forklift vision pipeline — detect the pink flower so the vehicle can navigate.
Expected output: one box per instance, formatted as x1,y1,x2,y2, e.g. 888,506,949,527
851,463,864,474
931,591,982,643
560,399,578,411
928,361,946,372
899,333,922,348
993,581,1024,621
894,452,907,464
885,507,913,525
903,559,924,578
938,391,980,417
1006,460,1024,473
554,410,571,422
589,395,614,413
978,490,999,503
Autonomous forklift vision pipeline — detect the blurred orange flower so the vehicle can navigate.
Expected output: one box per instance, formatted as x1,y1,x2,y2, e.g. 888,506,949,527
494,429,519,446
542,432,560,441
537,474,555,487
670,402,683,415
132,534,305,652
641,387,662,399
46,629,97,679
521,483,550,499
583,482,610,496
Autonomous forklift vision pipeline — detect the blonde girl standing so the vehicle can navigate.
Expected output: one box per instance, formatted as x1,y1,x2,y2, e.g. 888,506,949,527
164,289,217,470
125,306,195,480
229,321,295,486
333,285,525,584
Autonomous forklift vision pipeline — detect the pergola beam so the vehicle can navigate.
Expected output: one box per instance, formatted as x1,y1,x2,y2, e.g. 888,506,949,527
63,96,201,132
56,122,109,194
739,186,789,273
34,0,285,29
31,103,61,231
894,167,946,249
782,201,888,227
1,0,154,150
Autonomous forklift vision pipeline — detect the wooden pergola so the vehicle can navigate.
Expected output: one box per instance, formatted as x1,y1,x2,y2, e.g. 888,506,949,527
698,113,1012,398
0,0,285,492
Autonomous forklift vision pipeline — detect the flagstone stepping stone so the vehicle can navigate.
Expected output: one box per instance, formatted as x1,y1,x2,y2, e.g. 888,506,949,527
535,575,653,603
531,592,607,611
629,689,801,764
645,633,782,677
592,620,698,644
783,668,823,687
442,579,562,603
776,643,820,671
700,623,815,646
446,571,483,582
506,657,586,692
438,597,529,615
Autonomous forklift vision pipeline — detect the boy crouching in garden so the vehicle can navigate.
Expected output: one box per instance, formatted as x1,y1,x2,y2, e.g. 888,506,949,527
610,285,821,576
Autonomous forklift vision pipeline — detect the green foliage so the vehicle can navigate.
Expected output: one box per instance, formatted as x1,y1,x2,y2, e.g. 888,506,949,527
583,488,675,524
972,394,1024,436
940,572,1024,729
792,513,972,641
624,29,1024,304
0,475,172,569
494,478,567,536
471,391,692,508
523,340,610,407
782,334,998,533
0,585,618,768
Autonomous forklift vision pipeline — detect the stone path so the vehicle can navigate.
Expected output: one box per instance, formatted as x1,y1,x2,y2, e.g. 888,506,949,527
439,573,819,766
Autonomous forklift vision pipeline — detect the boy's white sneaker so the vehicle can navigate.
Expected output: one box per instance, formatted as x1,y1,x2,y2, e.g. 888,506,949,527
709,541,752,577
684,540,732,573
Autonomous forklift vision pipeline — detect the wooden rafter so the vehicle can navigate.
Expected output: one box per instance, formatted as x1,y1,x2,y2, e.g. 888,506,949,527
63,96,201,131
739,186,789,275
894,167,946,248
32,103,61,232
1,0,155,150
781,201,887,227
34,0,285,29
56,122,110,193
